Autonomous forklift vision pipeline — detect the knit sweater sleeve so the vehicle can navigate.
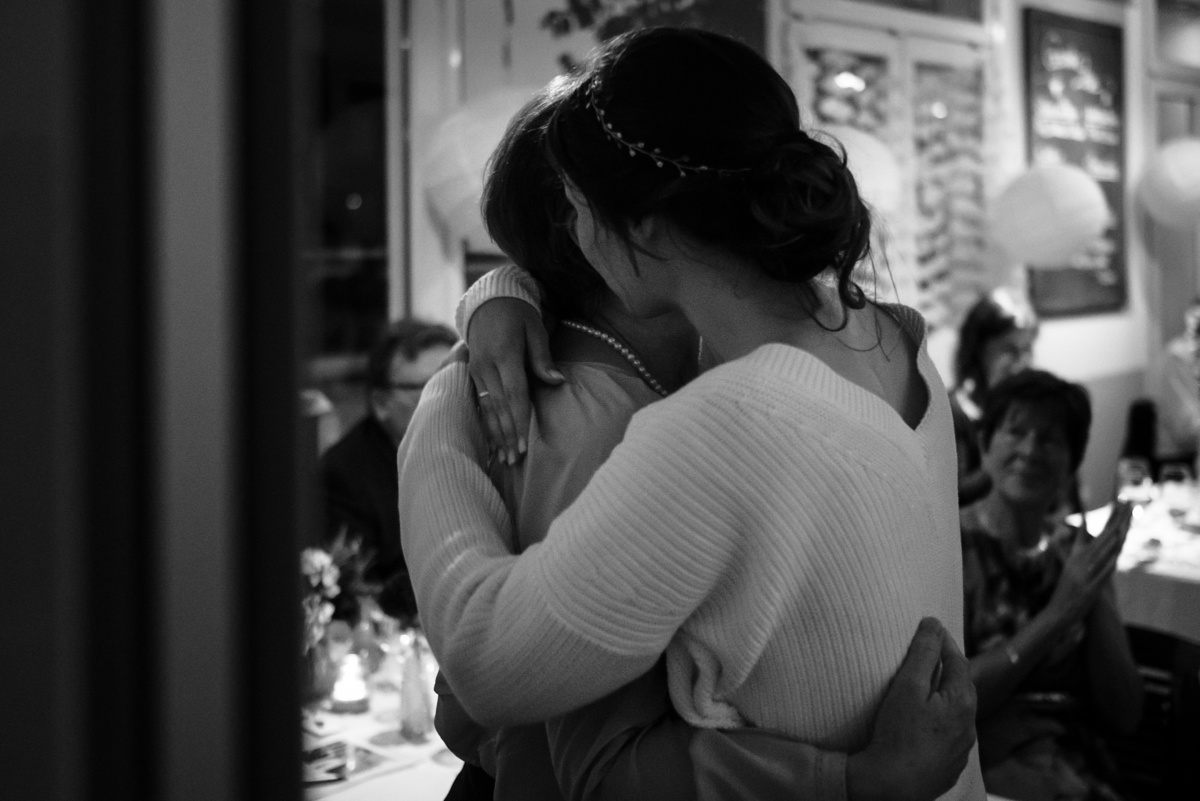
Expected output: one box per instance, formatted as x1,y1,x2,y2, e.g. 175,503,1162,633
400,378,743,728
399,358,849,798
454,264,543,339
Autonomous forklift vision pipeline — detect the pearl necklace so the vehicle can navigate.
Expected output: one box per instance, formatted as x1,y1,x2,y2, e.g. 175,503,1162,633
560,320,670,397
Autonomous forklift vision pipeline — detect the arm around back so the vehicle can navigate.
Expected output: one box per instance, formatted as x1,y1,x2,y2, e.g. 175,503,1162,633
546,660,849,801
399,362,732,726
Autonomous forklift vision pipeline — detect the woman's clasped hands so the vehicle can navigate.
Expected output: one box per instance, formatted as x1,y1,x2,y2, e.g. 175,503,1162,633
1046,500,1132,625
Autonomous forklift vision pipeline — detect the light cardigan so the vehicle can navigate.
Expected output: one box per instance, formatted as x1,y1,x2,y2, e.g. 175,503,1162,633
401,304,983,799
455,264,544,336
422,355,863,800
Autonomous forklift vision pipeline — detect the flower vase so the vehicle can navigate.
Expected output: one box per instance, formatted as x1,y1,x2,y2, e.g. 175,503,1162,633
303,641,338,707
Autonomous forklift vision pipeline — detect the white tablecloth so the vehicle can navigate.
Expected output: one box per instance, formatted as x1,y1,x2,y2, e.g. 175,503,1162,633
304,682,460,801
1078,500,1200,645
303,497,1200,800
314,760,459,801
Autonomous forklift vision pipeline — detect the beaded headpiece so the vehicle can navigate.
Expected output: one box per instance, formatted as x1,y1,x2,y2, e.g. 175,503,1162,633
587,77,751,178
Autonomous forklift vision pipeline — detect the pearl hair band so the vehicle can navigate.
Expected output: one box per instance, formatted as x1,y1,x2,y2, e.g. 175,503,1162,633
586,77,751,178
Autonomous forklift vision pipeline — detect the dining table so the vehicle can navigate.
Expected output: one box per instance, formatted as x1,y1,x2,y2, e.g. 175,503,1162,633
302,691,1021,801
1074,483,1200,646
303,632,461,801
303,487,1200,801
302,709,461,801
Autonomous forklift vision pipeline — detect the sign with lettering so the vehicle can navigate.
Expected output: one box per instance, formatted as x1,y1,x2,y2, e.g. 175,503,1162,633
1023,9,1125,317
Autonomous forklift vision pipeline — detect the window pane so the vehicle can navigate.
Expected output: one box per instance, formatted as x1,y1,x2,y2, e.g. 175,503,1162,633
847,0,982,23
301,0,389,360
1158,0,1200,71
804,48,891,132
1157,96,1196,142
913,61,987,329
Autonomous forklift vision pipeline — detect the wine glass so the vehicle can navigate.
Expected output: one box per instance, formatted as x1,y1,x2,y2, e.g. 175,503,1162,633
1159,462,1195,518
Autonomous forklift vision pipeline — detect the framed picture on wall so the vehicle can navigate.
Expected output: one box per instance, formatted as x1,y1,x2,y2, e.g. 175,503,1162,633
1023,8,1125,318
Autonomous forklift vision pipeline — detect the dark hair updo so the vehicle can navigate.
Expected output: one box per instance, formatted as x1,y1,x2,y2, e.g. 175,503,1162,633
545,26,871,312
482,77,608,319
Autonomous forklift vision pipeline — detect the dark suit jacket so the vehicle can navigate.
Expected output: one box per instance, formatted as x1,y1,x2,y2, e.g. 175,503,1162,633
320,414,415,620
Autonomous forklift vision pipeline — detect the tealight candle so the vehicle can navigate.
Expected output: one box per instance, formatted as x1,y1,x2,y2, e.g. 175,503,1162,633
329,653,369,714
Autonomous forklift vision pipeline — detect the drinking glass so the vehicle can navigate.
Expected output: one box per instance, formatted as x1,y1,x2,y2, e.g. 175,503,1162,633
1115,456,1154,506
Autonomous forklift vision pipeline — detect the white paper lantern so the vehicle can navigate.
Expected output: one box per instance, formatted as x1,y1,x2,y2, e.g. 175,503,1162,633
1139,137,1200,230
422,86,540,245
820,125,903,215
990,164,1108,266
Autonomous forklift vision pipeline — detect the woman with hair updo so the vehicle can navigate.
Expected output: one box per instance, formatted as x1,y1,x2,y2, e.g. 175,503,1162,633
401,27,984,800
427,75,976,801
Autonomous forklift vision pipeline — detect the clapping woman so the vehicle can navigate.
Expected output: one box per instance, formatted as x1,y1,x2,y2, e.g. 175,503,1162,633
960,370,1141,799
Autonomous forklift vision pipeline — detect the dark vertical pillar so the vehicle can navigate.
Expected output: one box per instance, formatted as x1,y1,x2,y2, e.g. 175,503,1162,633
1,0,157,798
78,0,157,797
238,0,306,797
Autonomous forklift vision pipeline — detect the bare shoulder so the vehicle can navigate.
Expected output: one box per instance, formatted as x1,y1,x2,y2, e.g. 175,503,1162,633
847,303,928,427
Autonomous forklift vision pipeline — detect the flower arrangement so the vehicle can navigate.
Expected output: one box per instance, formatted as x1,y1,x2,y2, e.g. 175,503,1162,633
325,528,382,623
301,547,340,654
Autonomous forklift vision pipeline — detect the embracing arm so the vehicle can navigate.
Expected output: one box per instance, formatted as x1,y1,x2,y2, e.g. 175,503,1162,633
399,361,694,726
456,265,562,465
406,354,853,799
400,378,738,726
399,358,976,798
454,263,543,338
399,351,834,794
549,619,976,801
546,659,846,801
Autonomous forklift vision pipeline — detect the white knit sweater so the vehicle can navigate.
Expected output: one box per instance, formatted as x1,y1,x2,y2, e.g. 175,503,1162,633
400,305,983,800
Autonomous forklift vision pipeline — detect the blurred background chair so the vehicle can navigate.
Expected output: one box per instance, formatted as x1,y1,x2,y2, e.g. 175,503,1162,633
1106,627,1200,801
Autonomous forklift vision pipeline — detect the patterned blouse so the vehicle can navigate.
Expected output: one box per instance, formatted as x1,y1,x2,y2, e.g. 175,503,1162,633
960,504,1088,692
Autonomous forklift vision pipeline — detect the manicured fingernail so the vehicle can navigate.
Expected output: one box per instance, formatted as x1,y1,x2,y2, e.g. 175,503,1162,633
549,370,564,381
518,437,527,454
507,450,517,466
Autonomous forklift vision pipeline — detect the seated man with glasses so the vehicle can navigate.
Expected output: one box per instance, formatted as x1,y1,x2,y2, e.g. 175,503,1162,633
321,318,457,623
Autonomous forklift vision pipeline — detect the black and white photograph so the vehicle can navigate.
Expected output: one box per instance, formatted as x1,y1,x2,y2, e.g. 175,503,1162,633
5,2,1200,800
